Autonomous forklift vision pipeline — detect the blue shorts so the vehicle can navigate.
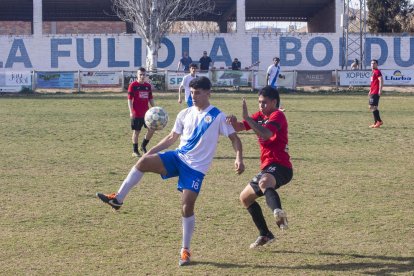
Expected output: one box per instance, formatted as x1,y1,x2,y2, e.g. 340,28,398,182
158,150,205,193
186,95,193,107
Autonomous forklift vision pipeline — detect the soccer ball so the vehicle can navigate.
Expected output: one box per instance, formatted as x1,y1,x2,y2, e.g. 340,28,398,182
144,106,169,130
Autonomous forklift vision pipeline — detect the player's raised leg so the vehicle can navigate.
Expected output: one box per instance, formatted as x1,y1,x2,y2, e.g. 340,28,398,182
96,153,167,210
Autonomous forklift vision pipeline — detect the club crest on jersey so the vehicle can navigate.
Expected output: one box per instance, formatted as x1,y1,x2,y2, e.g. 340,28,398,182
204,115,213,124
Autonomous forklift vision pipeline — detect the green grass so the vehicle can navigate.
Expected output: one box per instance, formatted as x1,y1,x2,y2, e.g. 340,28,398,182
1,93,413,275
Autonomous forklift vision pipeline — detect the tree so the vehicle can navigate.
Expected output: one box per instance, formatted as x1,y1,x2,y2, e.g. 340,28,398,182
112,0,215,70
367,0,412,33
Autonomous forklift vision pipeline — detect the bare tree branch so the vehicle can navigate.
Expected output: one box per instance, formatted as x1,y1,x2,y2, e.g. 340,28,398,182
111,0,215,70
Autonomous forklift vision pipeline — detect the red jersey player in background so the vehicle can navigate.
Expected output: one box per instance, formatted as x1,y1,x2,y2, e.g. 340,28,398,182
368,59,384,128
227,86,293,249
128,67,155,157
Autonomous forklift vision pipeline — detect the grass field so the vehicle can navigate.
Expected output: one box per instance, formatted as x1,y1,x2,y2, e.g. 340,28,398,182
1,92,413,275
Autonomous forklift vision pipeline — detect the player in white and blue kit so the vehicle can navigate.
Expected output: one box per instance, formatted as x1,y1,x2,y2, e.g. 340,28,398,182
266,57,286,112
96,77,245,267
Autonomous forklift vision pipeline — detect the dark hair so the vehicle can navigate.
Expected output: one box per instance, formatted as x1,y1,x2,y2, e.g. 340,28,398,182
273,57,280,62
189,63,198,69
189,76,211,90
258,86,280,108
138,67,146,72
371,59,378,64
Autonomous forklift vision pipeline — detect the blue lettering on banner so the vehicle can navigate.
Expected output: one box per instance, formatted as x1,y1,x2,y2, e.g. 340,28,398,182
306,37,333,67
210,38,232,66
365,38,388,65
280,37,302,66
134,38,142,67
51,38,72,68
394,37,414,67
181,37,190,56
108,38,129,67
158,37,175,68
2,35,414,70
5,39,32,68
252,37,259,65
77,38,102,68
169,77,183,85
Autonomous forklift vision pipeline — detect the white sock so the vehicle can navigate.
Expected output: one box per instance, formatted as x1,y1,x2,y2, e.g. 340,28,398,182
182,215,195,250
116,166,144,203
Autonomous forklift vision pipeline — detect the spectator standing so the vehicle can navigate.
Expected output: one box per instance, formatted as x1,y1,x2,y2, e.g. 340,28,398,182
199,51,213,71
177,51,193,72
232,58,241,70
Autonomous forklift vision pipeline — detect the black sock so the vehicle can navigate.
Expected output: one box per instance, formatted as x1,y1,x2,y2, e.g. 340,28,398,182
264,188,282,211
247,201,270,236
373,110,381,122
133,143,138,152
141,139,149,148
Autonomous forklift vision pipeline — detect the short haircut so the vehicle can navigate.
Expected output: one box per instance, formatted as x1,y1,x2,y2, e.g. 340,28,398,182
190,63,198,69
259,85,280,108
138,67,146,72
273,57,280,62
371,59,378,64
189,76,211,90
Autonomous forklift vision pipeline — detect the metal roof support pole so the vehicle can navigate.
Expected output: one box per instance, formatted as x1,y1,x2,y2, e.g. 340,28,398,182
236,0,246,33
341,0,367,69
33,0,43,36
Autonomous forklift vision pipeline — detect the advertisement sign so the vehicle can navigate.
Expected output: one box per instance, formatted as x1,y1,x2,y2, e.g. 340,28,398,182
166,71,209,90
37,72,75,88
340,69,414,86
254,71,296,90
80,71,120,88
0,71,31,92
124,71,167,91
210,70,252,87
296,70,332,85
382,69,414,86
339,70,371,86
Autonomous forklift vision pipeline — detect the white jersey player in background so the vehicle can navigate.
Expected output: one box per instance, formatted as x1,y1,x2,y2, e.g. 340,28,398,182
178,63,198,107
266,57,286,112
96,76,245,267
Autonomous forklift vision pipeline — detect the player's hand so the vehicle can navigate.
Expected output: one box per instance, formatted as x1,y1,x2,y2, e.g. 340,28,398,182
178,98,182,104
226,115,237,125
235,160,245,175
242,98,249,120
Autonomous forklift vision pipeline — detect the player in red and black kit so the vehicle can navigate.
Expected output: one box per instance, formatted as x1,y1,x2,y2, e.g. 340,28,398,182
368,59,384,128
128,67,155,157
227,86,292,248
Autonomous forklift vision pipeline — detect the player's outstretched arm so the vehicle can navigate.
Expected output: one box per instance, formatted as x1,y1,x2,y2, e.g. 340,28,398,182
226,115,246,132
146,131,180,155
228,132,245,175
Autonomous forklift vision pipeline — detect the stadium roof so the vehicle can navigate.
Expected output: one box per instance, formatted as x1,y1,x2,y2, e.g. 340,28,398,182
0,0,333,22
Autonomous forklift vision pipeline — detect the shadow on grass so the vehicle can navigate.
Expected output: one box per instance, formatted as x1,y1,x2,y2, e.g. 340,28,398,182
193,251,413,274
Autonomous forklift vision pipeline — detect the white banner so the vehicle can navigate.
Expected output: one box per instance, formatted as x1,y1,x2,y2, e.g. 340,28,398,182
166,71,209,90
254,71,295,90
80,71,120,87
340,69,414,86
339,70,371,86
0,71,31,92
382,69,414,86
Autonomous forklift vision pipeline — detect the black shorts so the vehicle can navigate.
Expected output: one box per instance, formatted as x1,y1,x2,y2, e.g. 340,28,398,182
250,163,293,197
369,94,380,106
131,117,147,131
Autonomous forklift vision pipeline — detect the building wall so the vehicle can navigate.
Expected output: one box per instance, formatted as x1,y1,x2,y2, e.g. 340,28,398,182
0,21,127,35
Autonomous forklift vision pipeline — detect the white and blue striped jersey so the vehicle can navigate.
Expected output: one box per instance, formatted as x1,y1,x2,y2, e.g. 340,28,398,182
172,105,235,174
180,74,197,101
267,64,281,88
